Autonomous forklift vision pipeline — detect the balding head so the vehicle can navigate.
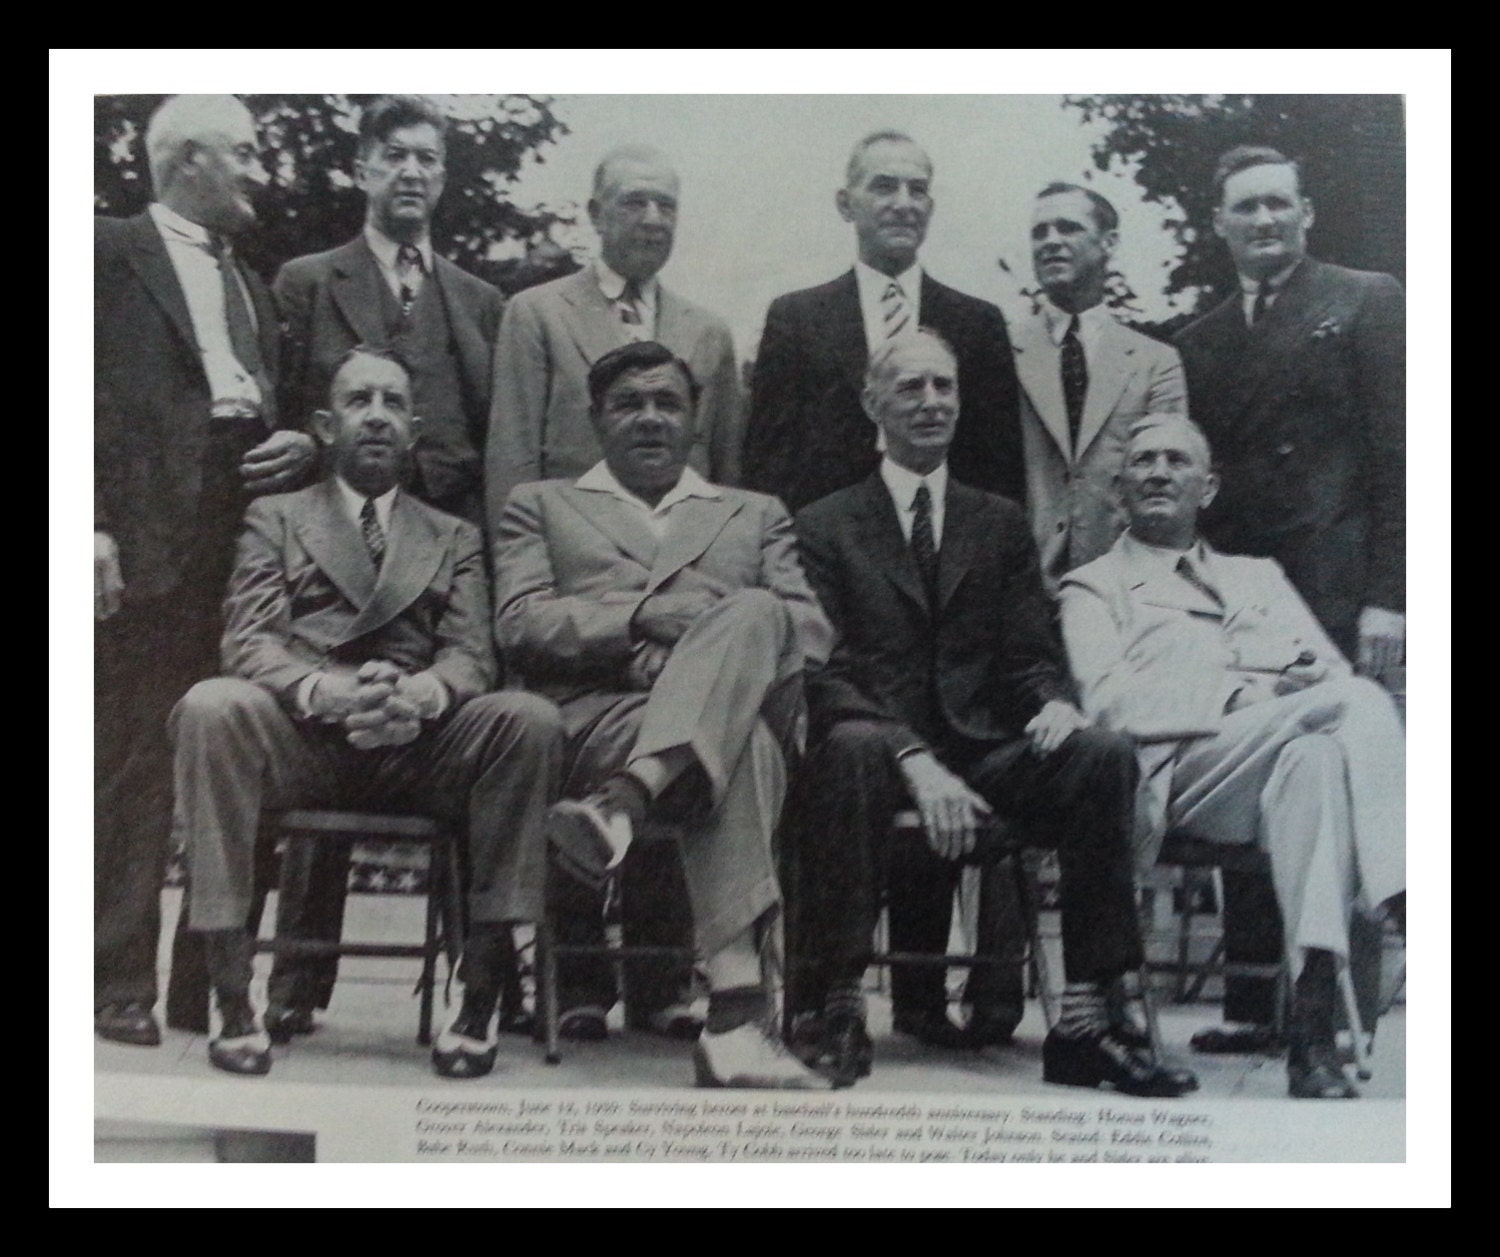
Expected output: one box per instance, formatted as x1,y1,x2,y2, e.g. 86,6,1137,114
1118,414,1219,548
588,145,680,282
144,95,266,233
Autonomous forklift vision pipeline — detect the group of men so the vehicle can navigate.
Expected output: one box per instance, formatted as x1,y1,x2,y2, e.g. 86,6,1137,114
95,94,1406,1101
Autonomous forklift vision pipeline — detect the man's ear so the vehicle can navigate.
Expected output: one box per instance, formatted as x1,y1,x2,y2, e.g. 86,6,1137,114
311,410,336,446
835,187,853,224
586,197,602,231
1102,228,1120,263
1300,196,1315,233
1200,470,1221,511
1211,205,1227,241
409,414,423,442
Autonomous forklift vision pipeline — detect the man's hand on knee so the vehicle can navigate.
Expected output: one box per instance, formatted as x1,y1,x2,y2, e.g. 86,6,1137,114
899,750,993,861
1024,700,1092,755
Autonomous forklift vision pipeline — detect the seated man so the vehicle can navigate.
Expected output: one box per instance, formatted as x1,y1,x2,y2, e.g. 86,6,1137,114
171,347,562,1080
1059,414,1406,1099
494,340,833,1090
789,330,1196,1096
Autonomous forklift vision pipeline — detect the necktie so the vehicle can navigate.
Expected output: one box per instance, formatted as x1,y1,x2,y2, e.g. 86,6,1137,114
1176,555,1223,608
1060,314,1088,455
910,482,938,600
1249,282,1272,327
881,280,911,340
360,496,386,567
617,279,646,340
397,244,424,317
210,235,262,377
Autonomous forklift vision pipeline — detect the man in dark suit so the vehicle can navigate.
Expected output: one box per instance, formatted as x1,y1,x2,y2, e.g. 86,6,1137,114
1174,145,1406,1049
95,95,316,1048
170,347,562,1079
262,97,509,1037
786,331,1195,1097
744,130,1022,512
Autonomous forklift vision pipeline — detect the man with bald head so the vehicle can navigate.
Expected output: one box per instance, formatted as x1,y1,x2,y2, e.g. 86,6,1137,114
484,144,744,525
95,94,315,1047
744,130,1022,512
1060,415,1406,1099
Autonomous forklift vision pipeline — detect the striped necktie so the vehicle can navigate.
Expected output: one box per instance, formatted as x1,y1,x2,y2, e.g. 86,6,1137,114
397,244,424,317
360,496,386,567
617,279,647,340
881,281,911,340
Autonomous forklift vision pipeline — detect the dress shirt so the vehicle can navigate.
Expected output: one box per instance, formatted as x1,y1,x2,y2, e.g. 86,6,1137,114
595,260,660,337
878,456,948,549
364,223,435,300
147,202,263,410
574,461,721,541
1041,296,1111,365
1237,259,1302,325
854,259,923,350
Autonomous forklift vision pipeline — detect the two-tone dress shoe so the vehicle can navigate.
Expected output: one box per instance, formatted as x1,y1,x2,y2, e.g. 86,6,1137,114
1042,1028,1198,1097
627,999,707,1041
819,1010,874,1089
558,1005,611,1042
694,1023,833,1090
208,1001,271,1077
432,1010,500,1080
96,1001,162,1047
264,1004,316,1045
1287,1042,1359,1099
893,1007,975,1050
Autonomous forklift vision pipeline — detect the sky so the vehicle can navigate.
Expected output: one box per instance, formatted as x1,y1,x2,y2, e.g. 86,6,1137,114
504,94,1185,357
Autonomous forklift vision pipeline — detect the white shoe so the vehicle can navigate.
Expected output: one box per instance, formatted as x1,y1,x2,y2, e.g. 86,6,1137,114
693,1023,832,1090
548,795,633,889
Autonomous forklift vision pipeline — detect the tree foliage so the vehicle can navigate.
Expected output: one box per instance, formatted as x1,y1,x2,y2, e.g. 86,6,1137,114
1066,95,1405,325
94,94,578,291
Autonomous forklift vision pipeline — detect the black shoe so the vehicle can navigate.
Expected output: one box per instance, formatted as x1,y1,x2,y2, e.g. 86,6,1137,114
966,1004,1022,1048
1190,1022,1283,1055
893,1007,974,1050
558,1005,610,1041
208,999,271,1077
96,1001,161,1047
1287,1042,1359,1099
1042,1029,1198,1097
820,1009,874,1089
264,1004,316,1045
432,1006,500,1080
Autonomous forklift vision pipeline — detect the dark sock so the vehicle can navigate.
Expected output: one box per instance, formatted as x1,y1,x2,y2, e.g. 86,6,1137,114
824,981,864,1020
600,772,651,826
706,985,768,1034
1291,949,1337,1046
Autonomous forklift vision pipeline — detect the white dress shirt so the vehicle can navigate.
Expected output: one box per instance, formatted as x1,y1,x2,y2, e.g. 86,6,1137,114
854,259,923,350
574,461,720,541
595,260,660,339
879,456,948,549
1237,259,1301,324
364,223,435,300
1041,296,1112,367
148,202,263,410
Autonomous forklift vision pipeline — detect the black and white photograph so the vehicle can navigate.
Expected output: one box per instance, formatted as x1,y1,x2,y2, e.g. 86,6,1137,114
58,50,1448,1204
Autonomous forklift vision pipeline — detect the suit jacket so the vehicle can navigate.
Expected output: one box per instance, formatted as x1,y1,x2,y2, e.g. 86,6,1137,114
1174,258,1405,648
1058,531,1348,861
95,211,282,601
745,270,1023,513
273,237,504,512
484,268,744,532
222,478,495,711
1012,308,1186,589
795,472,1071,755
493,476,831,706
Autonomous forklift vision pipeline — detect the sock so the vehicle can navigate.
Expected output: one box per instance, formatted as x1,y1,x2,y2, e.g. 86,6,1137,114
706,985,768,1034
625,746,694,800
1055,981,1109,1039
598,771,651,826
824,981,865,1021
1291,948,1337,1046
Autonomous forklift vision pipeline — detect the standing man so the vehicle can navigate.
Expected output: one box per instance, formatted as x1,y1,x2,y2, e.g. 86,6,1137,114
264,96,507,1038
95,94,315,1047
485,144,743,525
744,130,1022,512
1174,146,1405,1049
1015,183,1186,591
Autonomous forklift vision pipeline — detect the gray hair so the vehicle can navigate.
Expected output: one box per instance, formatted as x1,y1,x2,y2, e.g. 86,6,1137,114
144,95,253,192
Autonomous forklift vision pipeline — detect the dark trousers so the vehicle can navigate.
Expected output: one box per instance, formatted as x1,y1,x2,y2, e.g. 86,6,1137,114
787,720,1142,1017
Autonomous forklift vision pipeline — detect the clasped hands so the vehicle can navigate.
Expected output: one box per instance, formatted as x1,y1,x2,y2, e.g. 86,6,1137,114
627,580,724,688
310,661,440,750
901,700,1091,860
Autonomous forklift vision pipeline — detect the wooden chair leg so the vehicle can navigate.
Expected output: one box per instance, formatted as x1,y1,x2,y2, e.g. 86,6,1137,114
1010,856,1055,1029
416,844,442,1047
536,918,561,1065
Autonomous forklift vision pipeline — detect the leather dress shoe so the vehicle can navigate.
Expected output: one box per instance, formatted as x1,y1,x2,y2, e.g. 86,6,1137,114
819,1010,874,1089
893,1007,975,1050
558,1005,610,1042
694,1022,833,1090
965,1005,1022,1048
627,1000,707,1041
96,1001,162,1047
1042,1029,1198,1097
1102,1018,1199,1091
432,1009,500,1080
264,1004,316,1046
548,787,636,891
208,1001,271,1077
1190,1022,1283,1055
1287,1042,1359,1099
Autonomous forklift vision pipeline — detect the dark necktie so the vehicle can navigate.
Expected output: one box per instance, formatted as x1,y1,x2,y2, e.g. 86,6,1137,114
1249,282,1272,327
397,244,424,317
360,496,386,567
210,235,262,377
617,279,645,338
1060,314,1088,455
1176,555,1223,608
910,482,938,600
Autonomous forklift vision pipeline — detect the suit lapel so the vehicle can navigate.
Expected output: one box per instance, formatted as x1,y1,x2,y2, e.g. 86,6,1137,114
654,284,703,357
124,213,201,367
343,492,445,641
330,239,391,347
1214,260,1329,419
290,480,380,616
936,483,982,610
648,495,742,592
852,474,930,616
558,484,660,571
558,269,628,367
1077,318,1135,457
830,271,870,395
1012,316,1072,459
1127,558,1225,619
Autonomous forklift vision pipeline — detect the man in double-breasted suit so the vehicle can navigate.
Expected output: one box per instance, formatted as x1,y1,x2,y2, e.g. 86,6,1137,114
744,131,1022,513
1013,184,1186,591
494,340,833,1089
484,145,743,530
171,347,562,1079
785,332,1194,1096
95,95,315,1048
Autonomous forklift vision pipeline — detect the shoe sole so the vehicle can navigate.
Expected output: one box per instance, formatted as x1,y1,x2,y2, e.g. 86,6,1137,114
548,805,615,890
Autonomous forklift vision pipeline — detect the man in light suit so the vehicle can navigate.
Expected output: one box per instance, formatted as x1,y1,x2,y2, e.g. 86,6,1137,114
485,145,743,526
171,347,562,1079
263,95,508,1039
494,340,833,1089
1060,415,1405,1099
95,95,316,1048
1174,146,1406,1047
787,332,1195,1096
1014,183,1186,591
745,131,1022,512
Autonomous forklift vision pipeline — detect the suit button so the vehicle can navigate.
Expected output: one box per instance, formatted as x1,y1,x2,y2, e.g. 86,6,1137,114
1056,522,1066,532
1275,442,1295,456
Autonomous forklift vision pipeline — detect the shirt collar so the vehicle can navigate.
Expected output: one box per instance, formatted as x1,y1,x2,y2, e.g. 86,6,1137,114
1122,529,1210,571
855,258,923,305
1041,296,1110,346
595,259,659,308
879,456,947,512
1238,258,1302,296
333,475,399,530
574,460,719,513
365,223,434,275
149,201,214,249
